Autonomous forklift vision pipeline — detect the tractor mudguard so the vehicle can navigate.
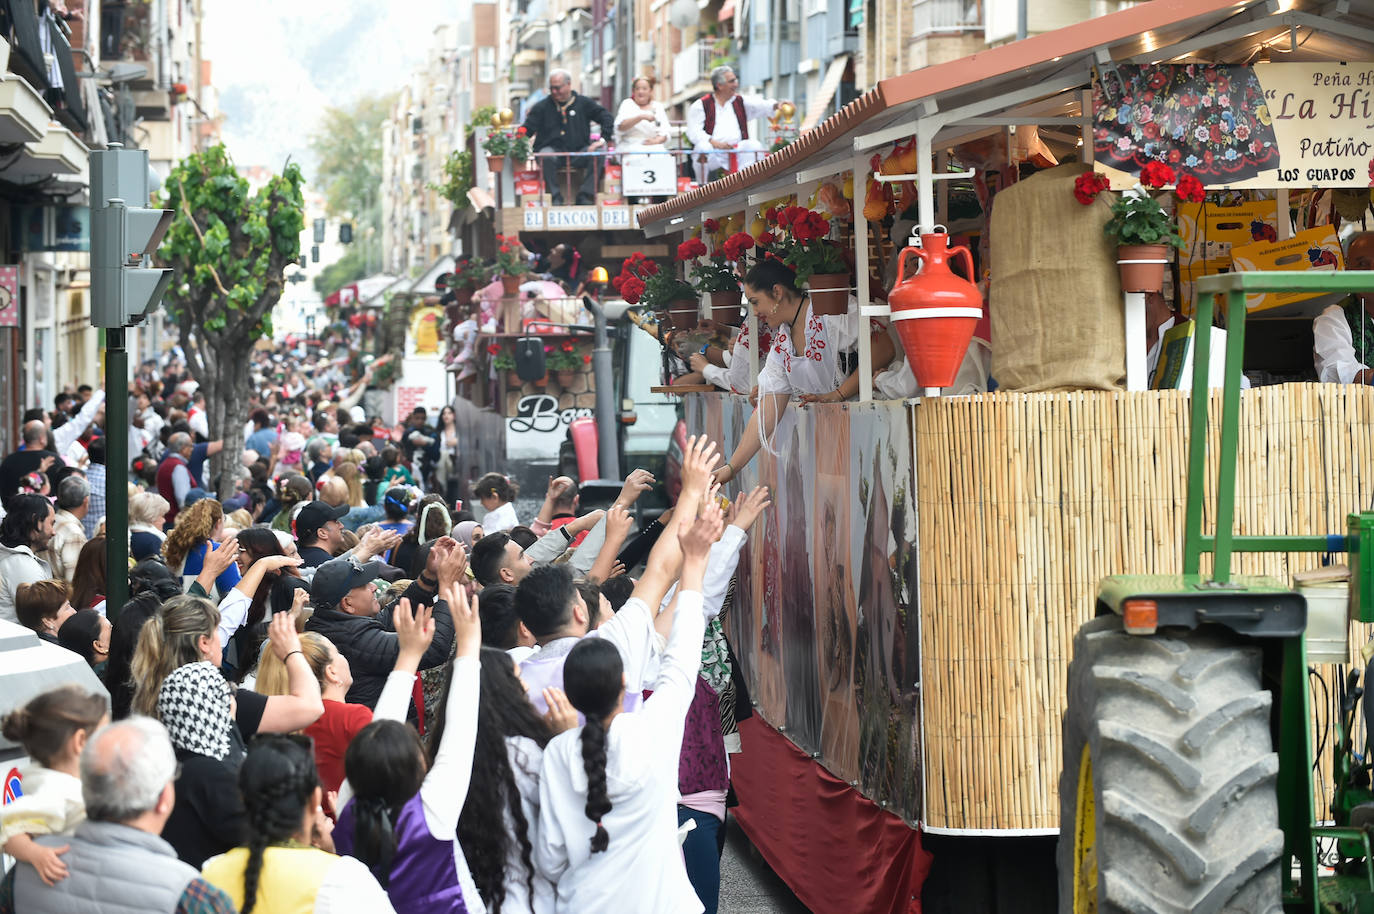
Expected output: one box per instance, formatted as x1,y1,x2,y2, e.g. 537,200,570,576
1095,574,1306,638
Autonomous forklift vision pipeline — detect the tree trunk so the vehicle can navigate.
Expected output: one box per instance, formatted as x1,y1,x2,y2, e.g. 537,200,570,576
209,359,250,498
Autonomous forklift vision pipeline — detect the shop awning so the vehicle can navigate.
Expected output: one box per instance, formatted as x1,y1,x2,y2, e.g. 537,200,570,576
639,0,1374,227
800,53,849,132
409,254,457,297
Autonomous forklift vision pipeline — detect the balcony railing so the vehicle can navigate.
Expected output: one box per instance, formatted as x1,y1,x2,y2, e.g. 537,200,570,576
672,42,712,95
912,0,983,37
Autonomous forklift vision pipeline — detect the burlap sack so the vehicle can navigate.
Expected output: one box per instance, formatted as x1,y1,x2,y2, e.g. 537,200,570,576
990,162,1125,390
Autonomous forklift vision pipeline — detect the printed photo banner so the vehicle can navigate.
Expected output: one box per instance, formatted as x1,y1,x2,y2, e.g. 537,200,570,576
1094,62,1374,188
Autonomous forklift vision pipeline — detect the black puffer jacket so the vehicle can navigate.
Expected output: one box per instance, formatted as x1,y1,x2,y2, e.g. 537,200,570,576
305,579,454,708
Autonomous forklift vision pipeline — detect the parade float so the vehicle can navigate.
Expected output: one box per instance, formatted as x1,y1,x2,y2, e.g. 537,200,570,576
635,1,1374,910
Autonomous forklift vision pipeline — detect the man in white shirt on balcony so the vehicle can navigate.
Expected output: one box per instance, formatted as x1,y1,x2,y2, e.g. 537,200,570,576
684,66,781,185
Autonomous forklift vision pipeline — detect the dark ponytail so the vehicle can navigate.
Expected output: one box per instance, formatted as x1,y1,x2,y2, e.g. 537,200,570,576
580,716,611,853
563,638,625,854
343,719,427,887
237,735,320,914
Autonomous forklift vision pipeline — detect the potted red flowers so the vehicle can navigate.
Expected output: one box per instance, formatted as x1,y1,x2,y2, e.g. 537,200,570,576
767,205,851,314
612,252,698,330
493,234,527,295
1074,163,1205,293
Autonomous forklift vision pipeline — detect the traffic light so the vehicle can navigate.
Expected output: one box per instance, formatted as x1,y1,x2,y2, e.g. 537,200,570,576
339,223,353,244
90,146,174,328
313,217,326,243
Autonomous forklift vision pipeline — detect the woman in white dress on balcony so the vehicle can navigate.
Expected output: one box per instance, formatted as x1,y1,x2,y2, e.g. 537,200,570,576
615,77,673,200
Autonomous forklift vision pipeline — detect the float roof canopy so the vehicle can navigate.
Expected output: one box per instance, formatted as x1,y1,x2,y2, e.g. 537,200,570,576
639,0,1374,227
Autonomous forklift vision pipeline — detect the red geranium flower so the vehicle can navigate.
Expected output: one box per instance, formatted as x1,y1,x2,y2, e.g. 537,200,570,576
764,207,778,221
1175,173,1205,203
676,238,708,261
704,218,719,232
641,260,659,276
486,343,502,355
1072,171,1110,205
582,354,593,364
722,231,754,261
758,231,775,245
1139,161,1176,189
561,340,575,352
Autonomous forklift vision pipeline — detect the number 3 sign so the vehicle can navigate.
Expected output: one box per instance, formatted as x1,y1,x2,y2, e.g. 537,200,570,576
621,154,678,197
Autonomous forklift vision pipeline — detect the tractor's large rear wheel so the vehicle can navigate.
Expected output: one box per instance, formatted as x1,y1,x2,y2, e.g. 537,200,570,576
1057,616,1283,914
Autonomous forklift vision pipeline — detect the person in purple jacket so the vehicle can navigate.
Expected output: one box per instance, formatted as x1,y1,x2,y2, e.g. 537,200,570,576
333,568,483,914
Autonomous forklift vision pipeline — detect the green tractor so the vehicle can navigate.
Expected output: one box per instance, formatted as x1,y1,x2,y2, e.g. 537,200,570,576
1060,272,1374,914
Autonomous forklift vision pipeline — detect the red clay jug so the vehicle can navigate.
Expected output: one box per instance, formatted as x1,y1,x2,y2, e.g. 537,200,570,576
888,230,983,389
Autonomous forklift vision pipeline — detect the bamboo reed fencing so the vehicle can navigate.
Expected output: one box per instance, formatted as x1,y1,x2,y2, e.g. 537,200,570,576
914,384,1374,831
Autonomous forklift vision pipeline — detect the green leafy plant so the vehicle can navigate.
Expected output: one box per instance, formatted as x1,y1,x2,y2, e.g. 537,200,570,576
469,106,498,140
765,205,849,284
483,126,533,161
487,342,516,371
545,339,582,371
493,234,528,277
429,148,474,206
449,255,492,289
611,253,696,309
159,144,305,495
1076,164,1203,249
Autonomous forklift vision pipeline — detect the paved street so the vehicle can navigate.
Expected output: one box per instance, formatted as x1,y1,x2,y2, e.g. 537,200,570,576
720,823,811,914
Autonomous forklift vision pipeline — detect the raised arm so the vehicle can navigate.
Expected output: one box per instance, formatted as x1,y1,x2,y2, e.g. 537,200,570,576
585,505,634,583
256,600,326,733
715,391,789,485
420,579,482,839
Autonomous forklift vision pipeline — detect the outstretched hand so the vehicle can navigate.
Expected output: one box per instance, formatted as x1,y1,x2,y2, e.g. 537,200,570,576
678,436,719,500
394,598,436,671
615,468,655,509
728,485,771,532
679,501,725,563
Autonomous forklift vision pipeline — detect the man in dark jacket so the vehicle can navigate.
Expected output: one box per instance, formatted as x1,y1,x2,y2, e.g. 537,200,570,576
523,69,614,205
304,542,461,707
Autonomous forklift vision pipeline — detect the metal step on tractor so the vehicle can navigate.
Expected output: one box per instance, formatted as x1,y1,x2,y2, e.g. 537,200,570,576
1060,271,1374,914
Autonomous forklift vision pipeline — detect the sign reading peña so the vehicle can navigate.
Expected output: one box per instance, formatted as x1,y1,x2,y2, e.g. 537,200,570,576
1094,62,1374,188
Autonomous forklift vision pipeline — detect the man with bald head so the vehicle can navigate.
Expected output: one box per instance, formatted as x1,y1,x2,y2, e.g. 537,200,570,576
0,717,236,913
1315,232,1374,383
0,420,60,509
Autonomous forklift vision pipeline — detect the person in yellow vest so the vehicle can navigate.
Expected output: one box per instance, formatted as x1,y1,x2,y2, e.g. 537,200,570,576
201,734,395,914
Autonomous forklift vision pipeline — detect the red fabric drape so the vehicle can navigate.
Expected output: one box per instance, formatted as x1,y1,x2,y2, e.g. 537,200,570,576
731,716,932,914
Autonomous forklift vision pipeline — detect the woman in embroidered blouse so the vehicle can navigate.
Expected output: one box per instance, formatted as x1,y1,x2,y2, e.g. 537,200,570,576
714,259,897,484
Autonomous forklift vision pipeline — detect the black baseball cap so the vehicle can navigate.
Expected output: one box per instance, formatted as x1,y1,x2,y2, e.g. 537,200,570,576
294,501,348,541
311,557,386,608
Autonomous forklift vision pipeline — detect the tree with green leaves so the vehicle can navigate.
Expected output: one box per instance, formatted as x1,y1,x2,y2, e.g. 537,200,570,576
159,144,305,496
309,93,394,275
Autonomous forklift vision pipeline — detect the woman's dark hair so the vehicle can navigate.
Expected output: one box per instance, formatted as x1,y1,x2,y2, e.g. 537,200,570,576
235,526,298,629
1,685,106,766
452,648,554,913
562,638,624,853
0,494,52,548
381,446,400,467
743,257,802,297
58,609,105,665
68,536,107,612
576,580,604,629
238,735,320,914
473,472,517,504
600,576,634,612
343,719,427,886
383,486,415,521
403,494,450,546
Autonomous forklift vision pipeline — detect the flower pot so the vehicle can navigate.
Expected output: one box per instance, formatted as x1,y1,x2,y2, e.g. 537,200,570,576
806,273,851,315
664,298,700,331
887,231,982,390
500,274,522,295
555,369,577,387
710,290,743,326
506,371,522,388
1116,244,1170,293
534,373,548,387
487,154,506,175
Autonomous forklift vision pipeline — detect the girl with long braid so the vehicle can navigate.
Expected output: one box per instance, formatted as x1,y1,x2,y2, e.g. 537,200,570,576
200,734,395,913
534,491,723,914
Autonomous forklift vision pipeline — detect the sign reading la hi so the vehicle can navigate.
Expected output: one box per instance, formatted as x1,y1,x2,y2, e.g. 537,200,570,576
1094,62,1374,188
523,206,646,231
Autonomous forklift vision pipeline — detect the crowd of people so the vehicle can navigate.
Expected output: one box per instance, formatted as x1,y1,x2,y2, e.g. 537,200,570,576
0,324,773,914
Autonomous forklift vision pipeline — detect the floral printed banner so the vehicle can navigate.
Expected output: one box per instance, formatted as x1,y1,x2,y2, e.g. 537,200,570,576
1094,62,1374,188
